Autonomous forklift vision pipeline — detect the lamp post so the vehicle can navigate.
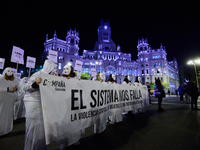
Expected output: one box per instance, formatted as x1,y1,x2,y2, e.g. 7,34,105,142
187,59,200,87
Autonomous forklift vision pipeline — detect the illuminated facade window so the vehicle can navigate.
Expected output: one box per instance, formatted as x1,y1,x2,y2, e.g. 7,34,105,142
58,63,62,69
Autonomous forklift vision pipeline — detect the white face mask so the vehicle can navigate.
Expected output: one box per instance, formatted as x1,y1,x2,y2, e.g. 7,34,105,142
63,65,71,75
112,74,115,80
100,73,104,80
127,75,130,81
138,77,141,82
6,68,14,76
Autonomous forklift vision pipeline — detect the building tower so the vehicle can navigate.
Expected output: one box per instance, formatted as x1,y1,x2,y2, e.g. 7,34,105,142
66,28,80,56
94,20,116,51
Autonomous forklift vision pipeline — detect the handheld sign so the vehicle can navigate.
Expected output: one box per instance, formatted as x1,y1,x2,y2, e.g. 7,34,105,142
11,46,24,65
91,68,96,79
26,56,36,68
26,56,36,77
48,50,58,63
74,60,83,78
0,58,5,69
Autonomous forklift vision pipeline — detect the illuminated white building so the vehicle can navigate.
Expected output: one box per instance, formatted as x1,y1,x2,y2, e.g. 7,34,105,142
44,20,179,93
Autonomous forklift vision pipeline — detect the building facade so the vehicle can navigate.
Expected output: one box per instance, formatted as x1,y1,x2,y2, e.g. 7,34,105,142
44,21,179,93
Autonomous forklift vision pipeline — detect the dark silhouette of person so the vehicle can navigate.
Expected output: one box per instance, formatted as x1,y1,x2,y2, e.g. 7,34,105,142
188,79,199,110
155,79,165,112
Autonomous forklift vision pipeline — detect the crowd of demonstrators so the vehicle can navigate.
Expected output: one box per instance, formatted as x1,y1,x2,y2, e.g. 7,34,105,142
0,62,149,149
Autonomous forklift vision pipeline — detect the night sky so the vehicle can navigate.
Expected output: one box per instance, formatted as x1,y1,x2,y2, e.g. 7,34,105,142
1,1,200,75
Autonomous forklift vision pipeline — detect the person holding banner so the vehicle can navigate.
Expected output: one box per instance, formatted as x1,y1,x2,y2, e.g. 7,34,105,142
107,74,123,123
95,72,104,82
14,77,28,120
94,72,107,134
62,64,76,79
123,75,132,85
23,60,57,150
122,75,132,115
60,64,81,147
134,76,142,86
0,67,18,136
107,74,116,84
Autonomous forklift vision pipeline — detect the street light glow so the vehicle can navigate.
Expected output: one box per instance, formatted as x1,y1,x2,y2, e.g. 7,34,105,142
187,59,200,87
187,60,194,65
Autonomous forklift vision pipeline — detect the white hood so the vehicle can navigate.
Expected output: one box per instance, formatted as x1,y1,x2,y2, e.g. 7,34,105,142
41,60,57,74
3,67,14,77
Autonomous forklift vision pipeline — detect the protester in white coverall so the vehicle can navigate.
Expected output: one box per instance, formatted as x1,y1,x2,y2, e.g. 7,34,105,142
134,76,144,113
0,67,18,136
122,75,132,115
14,77,28,120
23,60,57,150
59,64,81,148
107,74,123,123
134,76,142,86
94,72,107,133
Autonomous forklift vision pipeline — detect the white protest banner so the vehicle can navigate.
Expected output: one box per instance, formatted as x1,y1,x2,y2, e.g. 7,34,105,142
91,68,96,79
26,56,36,68
10,46,24,65
48,50,58,63
103,71,106,81
39,73,148,145
0,58,5,69
74,60,83,78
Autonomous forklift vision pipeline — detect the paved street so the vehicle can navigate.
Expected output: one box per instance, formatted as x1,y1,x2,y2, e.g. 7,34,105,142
1,96,200,150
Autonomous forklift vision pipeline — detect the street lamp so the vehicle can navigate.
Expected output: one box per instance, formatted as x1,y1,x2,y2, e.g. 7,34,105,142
187,59,200,87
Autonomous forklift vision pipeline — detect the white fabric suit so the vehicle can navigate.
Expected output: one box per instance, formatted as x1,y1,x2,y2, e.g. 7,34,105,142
23,60,57,150
0,67,18,136
14,77,28,120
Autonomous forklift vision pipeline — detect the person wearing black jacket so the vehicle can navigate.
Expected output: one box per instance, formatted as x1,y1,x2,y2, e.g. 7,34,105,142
188,79,199,110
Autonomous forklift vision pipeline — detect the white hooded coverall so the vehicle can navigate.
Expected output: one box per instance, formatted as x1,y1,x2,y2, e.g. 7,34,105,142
23,60,57,150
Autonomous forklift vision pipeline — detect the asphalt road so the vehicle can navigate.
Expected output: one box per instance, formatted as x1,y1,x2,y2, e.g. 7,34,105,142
1,96,200,150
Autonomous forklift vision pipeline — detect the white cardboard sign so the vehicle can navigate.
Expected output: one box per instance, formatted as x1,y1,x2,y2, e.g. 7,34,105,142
48,50,58,63
10,46,24,65
0,58,5,69
74,60,83,71
74,60,83,78
26,56,36,68
91,68,96,78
